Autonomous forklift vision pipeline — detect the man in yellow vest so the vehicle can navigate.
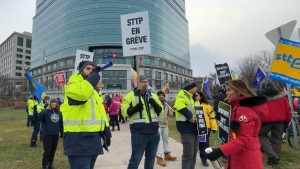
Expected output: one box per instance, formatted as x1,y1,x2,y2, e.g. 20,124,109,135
174,81,199,169
28,96,43,147
121,75,163,169
60,61,111,169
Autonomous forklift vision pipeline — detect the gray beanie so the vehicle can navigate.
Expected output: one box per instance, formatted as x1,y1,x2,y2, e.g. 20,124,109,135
77,61,95,72
50,98,58,104
182,81,197,91
139,75,148,82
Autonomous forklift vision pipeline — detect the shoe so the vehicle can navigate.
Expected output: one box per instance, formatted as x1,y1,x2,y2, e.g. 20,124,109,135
48,163,55,169
117,128,120,131
164,152,176,161
156,157,166,166
30,139,37,148
267,157,279,165
122,121,125,124
111,129,115,131
202,161,209,167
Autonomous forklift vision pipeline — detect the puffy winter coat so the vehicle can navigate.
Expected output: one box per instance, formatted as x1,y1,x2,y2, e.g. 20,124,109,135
109,96,121,116
220,95,268,169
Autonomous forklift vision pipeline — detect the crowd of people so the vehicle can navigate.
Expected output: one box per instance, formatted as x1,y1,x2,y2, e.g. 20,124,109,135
25,60,296,169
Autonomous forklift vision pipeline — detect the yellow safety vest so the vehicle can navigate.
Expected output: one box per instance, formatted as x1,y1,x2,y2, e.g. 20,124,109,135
121,90,162,124
174,90,200,121
60,73,109,132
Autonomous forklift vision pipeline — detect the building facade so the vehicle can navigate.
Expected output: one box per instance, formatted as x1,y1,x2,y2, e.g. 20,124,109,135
0,31,32,78
31,0,192,99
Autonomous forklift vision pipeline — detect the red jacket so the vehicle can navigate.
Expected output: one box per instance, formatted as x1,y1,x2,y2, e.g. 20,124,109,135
260,93,291,124
220,95,268,169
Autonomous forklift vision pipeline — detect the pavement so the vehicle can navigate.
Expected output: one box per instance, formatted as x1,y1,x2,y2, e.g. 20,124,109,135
94,122,218,169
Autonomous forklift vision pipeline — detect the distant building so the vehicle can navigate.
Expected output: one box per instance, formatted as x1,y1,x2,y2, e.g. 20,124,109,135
0,31,32,78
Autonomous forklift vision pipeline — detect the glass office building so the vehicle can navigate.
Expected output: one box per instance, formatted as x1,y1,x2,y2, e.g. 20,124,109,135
31,0,192,96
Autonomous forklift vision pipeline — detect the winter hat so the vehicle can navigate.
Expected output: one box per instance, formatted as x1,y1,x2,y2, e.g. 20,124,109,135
259,86,279,97
139,75,148,82
226,80,256,96
44,96,50,100
77,61,95,72
182,81,197,91
157,91,165,97
50,98,58,104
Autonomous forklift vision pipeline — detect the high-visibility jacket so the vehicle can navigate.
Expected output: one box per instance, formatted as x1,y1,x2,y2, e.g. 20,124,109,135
201,103,217,131
121,89,163,133
27,99,42,115
60,73,109,133
174,90,198,121
174,89,200,135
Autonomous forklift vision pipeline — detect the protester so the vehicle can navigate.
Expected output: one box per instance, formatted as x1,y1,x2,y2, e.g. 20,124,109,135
174,80,199,169
206,79,268,169
26,97,33,127
40,95,50,141
121,75,162,169
40,98,63,169
110,95,121,131
60,60,111,169
258,85,291,165
29,96,43,148
196,91,217,167
155,91,176,166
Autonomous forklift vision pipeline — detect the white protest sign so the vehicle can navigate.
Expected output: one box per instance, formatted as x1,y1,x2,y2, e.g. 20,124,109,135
121,11,151,57
74,50,94,73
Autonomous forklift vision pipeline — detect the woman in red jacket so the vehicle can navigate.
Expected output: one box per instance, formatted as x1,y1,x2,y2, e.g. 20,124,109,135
207,80,268,169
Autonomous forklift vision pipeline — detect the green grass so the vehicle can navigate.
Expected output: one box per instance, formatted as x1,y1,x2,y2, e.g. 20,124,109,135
0,108,69,169
168,117,300,169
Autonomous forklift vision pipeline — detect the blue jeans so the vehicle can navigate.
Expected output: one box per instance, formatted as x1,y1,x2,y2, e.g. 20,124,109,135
128,132,160,169
68,155,98,169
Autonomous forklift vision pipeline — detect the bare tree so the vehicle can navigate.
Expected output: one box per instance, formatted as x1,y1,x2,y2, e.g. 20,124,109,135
235,54,258,86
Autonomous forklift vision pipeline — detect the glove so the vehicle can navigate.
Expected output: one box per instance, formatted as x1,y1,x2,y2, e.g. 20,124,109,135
211,130,216,133
106,137,111,147
206,148,224,161
148,98,157,107
284,122,289,133
33,105,37,112
133,103,143,112
92,66,101,73
215,112,221,121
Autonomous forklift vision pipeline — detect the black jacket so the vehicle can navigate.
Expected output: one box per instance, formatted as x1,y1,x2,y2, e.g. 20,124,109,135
39,109,63,135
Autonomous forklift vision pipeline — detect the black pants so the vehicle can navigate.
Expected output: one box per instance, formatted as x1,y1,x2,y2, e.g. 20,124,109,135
199,132,210,162
110,115,120,130
118,111,126,123
31,120,40,141
42,134,59,168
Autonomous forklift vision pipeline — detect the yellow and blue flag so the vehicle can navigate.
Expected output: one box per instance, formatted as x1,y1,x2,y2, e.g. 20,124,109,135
253,66,267,89
25,68,46,103
162,82,170,95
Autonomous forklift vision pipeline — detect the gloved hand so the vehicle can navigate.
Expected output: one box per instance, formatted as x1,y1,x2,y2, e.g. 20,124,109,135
33,105,37,112
284,122,289,133
211,130,216,133
133,103,143,113
206,148,224,161
106,137,111,147
215,112,221,121
148,98,157,107
92,66,101,73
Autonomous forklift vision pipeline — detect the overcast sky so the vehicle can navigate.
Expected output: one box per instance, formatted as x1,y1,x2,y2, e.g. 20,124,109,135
1,0,300,77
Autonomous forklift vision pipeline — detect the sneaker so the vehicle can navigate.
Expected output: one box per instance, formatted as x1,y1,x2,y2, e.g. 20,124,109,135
111,129,115,131
117,128,120,131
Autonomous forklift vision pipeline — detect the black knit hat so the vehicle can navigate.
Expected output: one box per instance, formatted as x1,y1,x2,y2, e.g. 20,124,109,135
157,91,165,97
77,61,95,72
182,81,197,91
50,98,58,104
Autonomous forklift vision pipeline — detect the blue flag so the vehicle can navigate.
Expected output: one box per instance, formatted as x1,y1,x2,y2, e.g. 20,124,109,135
253,67,266,89
203,75,213,100
25,68,46,103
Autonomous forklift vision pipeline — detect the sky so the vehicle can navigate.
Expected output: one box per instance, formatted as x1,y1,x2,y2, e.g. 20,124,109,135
1,0,300,77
